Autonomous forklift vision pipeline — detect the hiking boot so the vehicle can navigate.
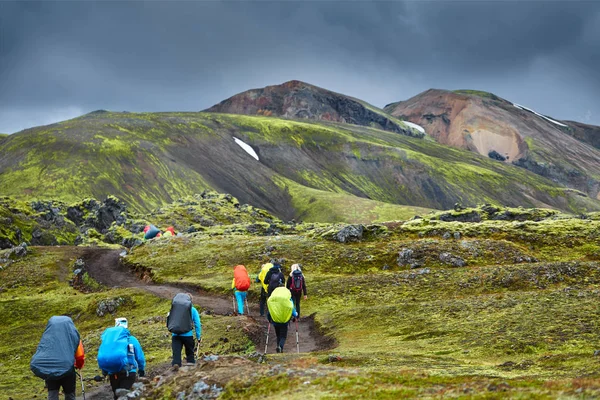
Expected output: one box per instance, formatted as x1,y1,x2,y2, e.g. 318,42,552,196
276,346,281,353
171,364,180,372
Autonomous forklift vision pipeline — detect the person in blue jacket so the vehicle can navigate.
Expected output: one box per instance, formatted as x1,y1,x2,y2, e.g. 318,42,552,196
107,318,146,400
171,293,202,369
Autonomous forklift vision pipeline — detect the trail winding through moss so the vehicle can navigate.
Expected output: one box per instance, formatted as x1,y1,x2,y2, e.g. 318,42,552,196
80,248,331,355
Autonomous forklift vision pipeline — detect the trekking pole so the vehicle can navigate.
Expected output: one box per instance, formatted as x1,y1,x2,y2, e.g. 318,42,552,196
264,322,271,354
232,294,236,315
295,318,300,354
76,370,86,400
195,337,201,360
245,297,250,316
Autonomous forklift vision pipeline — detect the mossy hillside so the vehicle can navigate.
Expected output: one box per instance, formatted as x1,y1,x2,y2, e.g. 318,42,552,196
2,112,599,224
0,114,212,211
272,176,434,223
213,113,600,213
0,192,289,249
0,197,80,248
0,247,256,400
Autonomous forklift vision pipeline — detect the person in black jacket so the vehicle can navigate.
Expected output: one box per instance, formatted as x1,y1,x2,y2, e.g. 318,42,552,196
264,262,285,297
286,264,308,317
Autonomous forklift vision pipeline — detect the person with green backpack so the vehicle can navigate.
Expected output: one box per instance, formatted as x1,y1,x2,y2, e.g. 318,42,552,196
97,318,146,400
167,293,202,369
266,284,298,353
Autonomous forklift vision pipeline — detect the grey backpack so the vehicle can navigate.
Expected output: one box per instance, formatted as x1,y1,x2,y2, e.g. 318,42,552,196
167,293,193,334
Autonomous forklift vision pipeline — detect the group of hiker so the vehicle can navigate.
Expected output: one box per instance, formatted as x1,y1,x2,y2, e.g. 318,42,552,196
30,262,306,399
232,262,308,353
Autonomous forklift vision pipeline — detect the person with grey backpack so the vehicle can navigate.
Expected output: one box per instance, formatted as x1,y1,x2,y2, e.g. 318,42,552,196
167,293,202,370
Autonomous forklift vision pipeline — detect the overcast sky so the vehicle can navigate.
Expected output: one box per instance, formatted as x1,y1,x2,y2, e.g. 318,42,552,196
1,1,599,133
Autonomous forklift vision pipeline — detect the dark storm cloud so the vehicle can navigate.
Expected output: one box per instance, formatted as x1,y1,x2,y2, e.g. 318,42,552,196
1,0,600,133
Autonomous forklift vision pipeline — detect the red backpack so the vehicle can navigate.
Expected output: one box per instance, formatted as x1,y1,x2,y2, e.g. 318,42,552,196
234,265,251,291
290,272,304,293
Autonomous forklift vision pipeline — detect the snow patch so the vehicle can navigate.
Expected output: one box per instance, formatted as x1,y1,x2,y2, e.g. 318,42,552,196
402,121,426,134
512,103,568,128
233,137,259,161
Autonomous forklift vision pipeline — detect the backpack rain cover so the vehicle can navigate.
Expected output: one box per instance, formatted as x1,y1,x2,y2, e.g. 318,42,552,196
30,316,80,380
234,265,251,291
97,326,131,374
167,293,193,334
267,287,294,323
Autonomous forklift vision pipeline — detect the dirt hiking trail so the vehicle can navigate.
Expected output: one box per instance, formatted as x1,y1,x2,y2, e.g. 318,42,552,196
81,248,332,354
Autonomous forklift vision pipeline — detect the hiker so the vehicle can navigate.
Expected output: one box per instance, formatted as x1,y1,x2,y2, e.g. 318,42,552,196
30,316,85,400
265,262,285,297
256,262,273,316
232,264,251,315
97,318,146,400
167,293,202,369
266,285,298,353
286,264,308,317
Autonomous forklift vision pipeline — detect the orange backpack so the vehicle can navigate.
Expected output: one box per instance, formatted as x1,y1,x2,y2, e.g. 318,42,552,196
234,265,251,291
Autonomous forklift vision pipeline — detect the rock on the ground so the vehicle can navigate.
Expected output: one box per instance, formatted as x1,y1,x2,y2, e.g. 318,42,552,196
335,225,364,243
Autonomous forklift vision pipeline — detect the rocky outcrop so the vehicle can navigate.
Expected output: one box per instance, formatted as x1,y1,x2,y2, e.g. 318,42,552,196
206,80,422,137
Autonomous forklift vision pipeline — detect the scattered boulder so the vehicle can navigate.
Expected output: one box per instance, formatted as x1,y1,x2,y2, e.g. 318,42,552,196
488,150,507,161
397,248,423,269
439,252,466,267
96,297,129,317
6,244,27,260
438,210,482,223
335,225,364,243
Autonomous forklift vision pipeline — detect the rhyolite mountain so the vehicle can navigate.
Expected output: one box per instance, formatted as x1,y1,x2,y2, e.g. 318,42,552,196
1,82,600,223
205,80,424,137
384,89,600,200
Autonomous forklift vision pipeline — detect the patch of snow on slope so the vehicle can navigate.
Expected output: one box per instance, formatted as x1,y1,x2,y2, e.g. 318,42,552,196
233,137,259,161
513,103,568,128
403,121,426,134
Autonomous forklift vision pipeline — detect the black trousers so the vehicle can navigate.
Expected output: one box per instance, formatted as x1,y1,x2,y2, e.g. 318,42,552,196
172,335,195,366
109,371,137,400
291,291,302,317
273,322,289,351
46,369,76,400
259,287,267,316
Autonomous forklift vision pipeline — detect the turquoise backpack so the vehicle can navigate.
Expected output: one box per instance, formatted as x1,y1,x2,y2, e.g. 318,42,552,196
97,326,134,374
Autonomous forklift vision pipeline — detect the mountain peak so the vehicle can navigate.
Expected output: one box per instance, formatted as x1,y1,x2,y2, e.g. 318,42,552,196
205,81,423,137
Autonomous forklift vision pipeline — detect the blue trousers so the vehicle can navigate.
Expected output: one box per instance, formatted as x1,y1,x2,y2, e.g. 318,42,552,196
235,290,247,314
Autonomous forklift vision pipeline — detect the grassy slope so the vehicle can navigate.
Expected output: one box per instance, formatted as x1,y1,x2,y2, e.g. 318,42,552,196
121,211,600,398
1,112,599,224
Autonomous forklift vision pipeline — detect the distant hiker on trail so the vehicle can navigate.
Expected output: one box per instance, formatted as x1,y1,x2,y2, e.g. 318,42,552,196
232,264,251,315
167,293,202,369
265,262,285,297
97,318,146,400
256,262,272,316
286,264,308,317
30,316,85,400
266,285,298,353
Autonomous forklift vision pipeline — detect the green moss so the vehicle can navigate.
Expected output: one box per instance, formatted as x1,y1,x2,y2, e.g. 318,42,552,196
454,89,503,101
